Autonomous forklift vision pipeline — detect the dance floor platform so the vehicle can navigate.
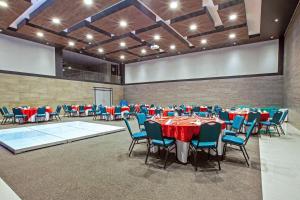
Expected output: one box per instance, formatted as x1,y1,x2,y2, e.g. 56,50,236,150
0,121,125,154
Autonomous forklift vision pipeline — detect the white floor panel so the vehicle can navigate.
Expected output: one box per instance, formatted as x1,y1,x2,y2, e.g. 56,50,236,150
0,178,21,200
260,123,300,200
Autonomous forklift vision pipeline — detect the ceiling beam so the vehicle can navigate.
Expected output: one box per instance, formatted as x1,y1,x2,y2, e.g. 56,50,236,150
244,0,262,35
170,8,207,24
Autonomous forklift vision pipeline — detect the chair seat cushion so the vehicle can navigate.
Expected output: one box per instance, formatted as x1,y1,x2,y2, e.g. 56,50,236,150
244,121,253,126
191,140,217,148
152,138,175,146
70,110,77,113
114,113,121,115
261,121,275,126
15,114,26,118
222,135,244,145
101,113,109,115
50,112,58,115
4,114,14,117
224,130,237,136
36,114,46,117
225,120,233,125
132,132,147,139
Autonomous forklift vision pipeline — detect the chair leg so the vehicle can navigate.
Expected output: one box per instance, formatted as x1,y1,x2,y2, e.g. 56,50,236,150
243,146,249,159
279,124,285,135
216,148,221,170
240,146,249,166
194,150,198,171
163,147,170,169
128,139,134,151
207,148,210,160
267,126,271,137
145,140,151,164
129,140,136,157
275,125,280,136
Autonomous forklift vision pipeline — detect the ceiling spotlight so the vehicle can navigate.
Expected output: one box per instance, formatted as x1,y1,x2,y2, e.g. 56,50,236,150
83,0,93,5
229,33,236,39
36,32,44,38
233,42,237,45
98,48,104,53
170,44,176,50
189,24,197,31
169,1,179,10
0,29,2,32
141,49,147,54
120,42,126,47
88,42,92,45
154,34,160,41
120,55,125,60
274,18,279,23
68,66,72,70
201,39,207,44
270,36,274,39
68,41,75,47
0,1,8,8
202,47,206,50
119,20,128,28
86,34,93,40
229,14,237,21
52,18,61,25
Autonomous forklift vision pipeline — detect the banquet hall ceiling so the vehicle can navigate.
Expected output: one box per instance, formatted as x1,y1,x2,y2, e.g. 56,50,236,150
0,0,298,64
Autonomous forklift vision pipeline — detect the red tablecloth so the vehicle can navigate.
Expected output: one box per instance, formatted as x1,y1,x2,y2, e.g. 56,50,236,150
229,111,270,121
121,106,130,112
185,106,192,113
106,106,130,115
71,105,92,111
163,109,174,116
200,107,208,112
21,107,53,121
149,108,155,115
155,116,226,142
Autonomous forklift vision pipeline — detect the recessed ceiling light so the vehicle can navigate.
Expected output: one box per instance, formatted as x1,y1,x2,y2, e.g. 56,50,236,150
202,47,206,50
120,55,125,60
88,42,92,45
68,41,75,47
141,49,147,54
68,66,72,70
0,1,8,8
169,1,178,10
170,44,176,50
233,42,237,45
229,33,236,39
201,39,207,44
119,20,128,28
86,34,93,40
120,42,126,47
98,48,104,53
229,14,237,21
83,0,93,5
270,36,274,39
0,29,2,32
190,24,197,31
52,18,61,25
154,34,160,41
36,32,44,38
274,18,279,23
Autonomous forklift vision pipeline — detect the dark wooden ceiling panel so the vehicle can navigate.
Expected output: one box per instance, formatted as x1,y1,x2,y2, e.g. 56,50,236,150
30,0,120,32
67,27,110,44
91,5,156,36
212,0,232,4
106,51,139,62
17,25,86,49
140,0,203,20
0,0,31,29
128,45,159,57
218,3,247,27
171,13,215,37
137,26,189,52
189,26,249,47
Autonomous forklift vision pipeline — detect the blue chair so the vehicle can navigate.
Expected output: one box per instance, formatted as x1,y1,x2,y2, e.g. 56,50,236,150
222,120,257,166
50,105,62,121
167,111,175,117
88,104,97,116
12,108,27,124
155,108,162,116
100,107,110,120
190,122,222,171
224,115,245,136
35,107,46,122
128,104,136,118
123,118,147,157
136,113,147,131
78,105,85,116
144,120,176,169
0,107,14,124
141,107,152,118
278,110,288,135
219,111,233,127
195,112,209,117
94,105,102,120
260,111,283,137
192,106,200,115
67,105,77,117
114,106,122,120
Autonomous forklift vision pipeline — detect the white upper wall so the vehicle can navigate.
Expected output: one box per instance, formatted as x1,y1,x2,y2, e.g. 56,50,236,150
125,40,279,84
0,34,55,76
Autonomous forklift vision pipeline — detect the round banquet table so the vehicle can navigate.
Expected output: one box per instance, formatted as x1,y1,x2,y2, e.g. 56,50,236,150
71,105,93,115
105,106,131,120
21,106,52,122
154,116,226,163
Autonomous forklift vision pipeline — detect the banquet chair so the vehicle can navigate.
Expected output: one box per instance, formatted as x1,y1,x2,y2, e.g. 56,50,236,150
62,105,69,116
144,120,176,169
123,118,147,157
260,111,283,137
278,110,289,135
141,107,152,118
195,112,209,118
224,115,245,136
67,105,77,117
114,106,122,120
155,108,162,116
222,120,257,167
12,108,27,124
2,106,13,116
99,106,110,120
244,112,260,133
219,111,233,128
189,122,222,171
136,113,147,131
192,106,201,115
167,111,175,117
88,104,97,116
50,105,62,121
35,107,46,122
0,108,14,124
94,105,102,120
78,105,85,117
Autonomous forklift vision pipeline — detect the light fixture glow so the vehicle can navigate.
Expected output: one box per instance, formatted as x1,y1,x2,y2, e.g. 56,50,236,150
98,48,104,53
120,55,125,60
274,18,279,22
169,1,178,9
68,41,75,47
229,14,237,21
86,34,93,40
201,39,207,44
270,36,274,39
141,49,147,54
52,18,61,24
170,44,176,50
119,20,128,28
120,42,126,47
190,24,197,31
0,1,8,8
36,32,44,37
83,0,93,5
229,33,236,39
154,34,160,41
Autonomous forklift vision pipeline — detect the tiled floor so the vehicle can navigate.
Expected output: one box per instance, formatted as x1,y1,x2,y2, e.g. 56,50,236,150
260,123,300,200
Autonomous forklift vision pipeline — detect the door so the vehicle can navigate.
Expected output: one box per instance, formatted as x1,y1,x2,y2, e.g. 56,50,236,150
94,87,113,106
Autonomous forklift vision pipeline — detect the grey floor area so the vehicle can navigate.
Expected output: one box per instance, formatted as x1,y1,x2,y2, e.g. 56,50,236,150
0,117,262,200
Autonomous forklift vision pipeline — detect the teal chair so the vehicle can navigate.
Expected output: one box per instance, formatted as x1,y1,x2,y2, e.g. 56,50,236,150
224,115,245,136
88,104,97,116
278,110,288,135
195,112,209,117
192,106,200,115
123,118,147,157
100,106,110,120
12,108,27,124
0,107,14,124
260,111,283,137
50,105,62,121
219,111,233,128
167,111,175,117
114,106,122,120
222,120,257,166
144,120,176,169
189,122,222,171
78,105,85,116
67,105,77,117
136,113,147,131
36,106,46,122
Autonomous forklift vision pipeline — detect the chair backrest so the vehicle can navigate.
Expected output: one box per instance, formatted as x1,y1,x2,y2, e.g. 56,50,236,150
197,112,208,117
144,120,164,142
219,111,230,121
167,111,175,117
115,106,121,113
196,122,222,147
62,105,67,111
271,111,283,124
129,105,135,112
155,108,161,115
193,106,200,113
56,105,62,113
79,105,85,111
2,106,9,114
269,109,279,118
91,104,97,112
140,107,148,115
136,113,147,125
100,106,107,113
244,119,257,144
67,105,72,111
12,108,22,115
279,110,288,124
123,118,133,138
0,108,5,116
150,104,155,108
232,115,245,130
247,112,259,122
37,107,46,114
